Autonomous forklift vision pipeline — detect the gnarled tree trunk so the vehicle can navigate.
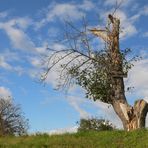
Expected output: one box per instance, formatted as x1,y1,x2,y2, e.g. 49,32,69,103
91,14,148,131
112,99,148,131
109,14,148,131
110,14,148,131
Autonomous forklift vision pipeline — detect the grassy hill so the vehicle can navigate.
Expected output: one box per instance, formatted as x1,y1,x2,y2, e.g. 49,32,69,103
0,129,148,148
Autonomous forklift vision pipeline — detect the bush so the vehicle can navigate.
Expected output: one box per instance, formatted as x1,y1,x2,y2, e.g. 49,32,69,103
77,118,115,132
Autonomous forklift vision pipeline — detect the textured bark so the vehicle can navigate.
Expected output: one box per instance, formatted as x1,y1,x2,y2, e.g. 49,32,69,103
91,14,148,131
112,99,148,131
109,15,148,131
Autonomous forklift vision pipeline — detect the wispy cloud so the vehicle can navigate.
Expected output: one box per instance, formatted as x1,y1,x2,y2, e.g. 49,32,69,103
92,101,123,128
125,57,148,126
0,17,35,52
0,11,9,18
104,0,133,6
126,58,148,99
129,5,148,22
48,126,78,135
0,55,12,70
68,96,90,119
35,0,95,29
0,86,12,99
143,32,148,37
0,50,25,75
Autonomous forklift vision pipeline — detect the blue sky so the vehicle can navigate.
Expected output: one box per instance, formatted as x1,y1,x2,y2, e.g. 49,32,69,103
0,0,148,133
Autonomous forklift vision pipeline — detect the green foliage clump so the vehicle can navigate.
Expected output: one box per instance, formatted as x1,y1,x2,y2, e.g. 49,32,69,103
68,51,113,103
68,48,140,103
77,118,115,132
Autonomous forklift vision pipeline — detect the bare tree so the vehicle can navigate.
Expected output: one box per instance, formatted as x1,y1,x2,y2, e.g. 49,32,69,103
42,14,148,131
0,97,29,136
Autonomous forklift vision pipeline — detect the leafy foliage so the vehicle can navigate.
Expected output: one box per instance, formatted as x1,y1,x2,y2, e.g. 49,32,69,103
42,17,140,104
0,97,29,136
67,48,138,103
77,118,115,132
68,50,112,102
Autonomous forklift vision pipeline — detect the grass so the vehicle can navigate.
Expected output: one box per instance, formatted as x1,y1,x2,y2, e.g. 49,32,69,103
0,129,148,148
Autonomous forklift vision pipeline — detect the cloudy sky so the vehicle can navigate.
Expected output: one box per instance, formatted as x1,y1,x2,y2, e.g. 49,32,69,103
0,0,148,133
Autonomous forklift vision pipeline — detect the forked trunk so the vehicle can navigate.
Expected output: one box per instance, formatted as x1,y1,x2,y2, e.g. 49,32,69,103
112,99,148,131
108,14,148,131
91,14,148,131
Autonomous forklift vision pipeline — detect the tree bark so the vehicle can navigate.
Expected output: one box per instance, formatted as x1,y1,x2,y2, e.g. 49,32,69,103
108,14,148,131
91,14,148,131
112,99,148,131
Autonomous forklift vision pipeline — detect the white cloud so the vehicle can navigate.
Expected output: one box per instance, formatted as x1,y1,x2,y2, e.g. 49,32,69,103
30,57,42,67
129,5,148,23
68,96,90,119
14,17,33,29
48,27,59,38
3,25,34,51
47,4,84,21
104,0,133,7
14,66,25,75
35,0,95,29
78,0,95,11
0,50,25,75
0,86,12,99
143,32,148,37
0,17,35,52
1,49,20,62
125,57,148,127
0,11,8,18
0,57,24,74
126,58,148,99
27,43,66,85
48,126,78,135
3,17,33,30
120,22,137,38
142,5,148,16
0,17,52,57
0,56,12,70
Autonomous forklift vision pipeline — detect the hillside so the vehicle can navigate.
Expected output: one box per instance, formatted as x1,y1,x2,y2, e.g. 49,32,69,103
0,130,148,147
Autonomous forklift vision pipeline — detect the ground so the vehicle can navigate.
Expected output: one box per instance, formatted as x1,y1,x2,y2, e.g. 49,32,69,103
0,129,148,147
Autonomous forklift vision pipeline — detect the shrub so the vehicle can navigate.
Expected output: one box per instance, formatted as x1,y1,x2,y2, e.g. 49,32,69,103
77,118,115,132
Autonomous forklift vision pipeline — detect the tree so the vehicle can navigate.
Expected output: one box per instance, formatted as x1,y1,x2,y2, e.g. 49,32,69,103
78,118,115,132
0,97,29,136
41,14,148,131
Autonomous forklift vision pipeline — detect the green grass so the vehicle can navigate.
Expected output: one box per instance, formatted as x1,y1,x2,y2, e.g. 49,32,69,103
0,129,148,148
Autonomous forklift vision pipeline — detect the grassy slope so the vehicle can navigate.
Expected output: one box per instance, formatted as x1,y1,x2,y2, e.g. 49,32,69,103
0,130,148,148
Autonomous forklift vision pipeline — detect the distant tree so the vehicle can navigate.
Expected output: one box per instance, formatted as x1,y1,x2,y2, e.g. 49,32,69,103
0,97,29,136
78,118,115,132
41,12,148,130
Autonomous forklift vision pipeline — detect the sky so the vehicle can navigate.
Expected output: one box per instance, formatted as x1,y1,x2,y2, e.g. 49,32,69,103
0,0,148,133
